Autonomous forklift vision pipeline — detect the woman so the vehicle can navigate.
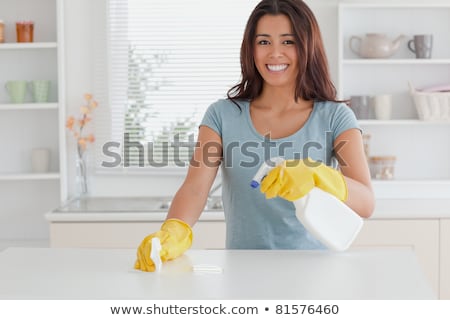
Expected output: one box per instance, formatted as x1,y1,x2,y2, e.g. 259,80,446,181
135,0,374,272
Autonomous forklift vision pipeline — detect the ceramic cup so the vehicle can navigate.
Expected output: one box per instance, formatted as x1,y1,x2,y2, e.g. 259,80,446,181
29,80,50,102
349,95,370,119
31,148,51,173
5,80,27,103
408,34,433,59
373,94,392,120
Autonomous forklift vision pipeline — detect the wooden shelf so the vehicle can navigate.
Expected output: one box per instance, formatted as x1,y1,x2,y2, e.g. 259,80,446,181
0,42,57,50
0,173,60,181
0,103,58,111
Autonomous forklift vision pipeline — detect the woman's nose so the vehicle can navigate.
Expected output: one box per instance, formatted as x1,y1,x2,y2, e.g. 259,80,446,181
269,44,284,58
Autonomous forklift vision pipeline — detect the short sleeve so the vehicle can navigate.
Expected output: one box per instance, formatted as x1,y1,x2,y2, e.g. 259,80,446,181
200,101,223,137
331,102,361,141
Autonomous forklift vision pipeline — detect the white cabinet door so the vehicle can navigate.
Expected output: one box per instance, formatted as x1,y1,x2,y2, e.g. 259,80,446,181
49,220,226,249
49,222,161,249
440,219,450,299
352,219,440,297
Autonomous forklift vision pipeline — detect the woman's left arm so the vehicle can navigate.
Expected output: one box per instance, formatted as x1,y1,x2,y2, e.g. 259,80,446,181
335,128,375,218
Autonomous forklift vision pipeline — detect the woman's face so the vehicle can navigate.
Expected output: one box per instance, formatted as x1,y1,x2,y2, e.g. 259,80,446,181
253,14,299,91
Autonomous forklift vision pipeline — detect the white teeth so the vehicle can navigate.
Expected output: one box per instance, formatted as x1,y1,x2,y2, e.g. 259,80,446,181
267,64,288,71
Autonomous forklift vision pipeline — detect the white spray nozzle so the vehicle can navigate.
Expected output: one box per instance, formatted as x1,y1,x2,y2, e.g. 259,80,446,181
150,237,162,272
251,157,285,188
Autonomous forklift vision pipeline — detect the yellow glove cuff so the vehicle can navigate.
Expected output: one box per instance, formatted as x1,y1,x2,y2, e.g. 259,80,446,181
312,161,348,202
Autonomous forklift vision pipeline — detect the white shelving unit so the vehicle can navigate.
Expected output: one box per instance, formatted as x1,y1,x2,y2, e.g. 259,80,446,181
338,2,450,185
0,0,65,244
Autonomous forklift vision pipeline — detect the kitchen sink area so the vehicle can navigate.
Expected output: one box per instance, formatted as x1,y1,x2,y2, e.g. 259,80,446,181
56,196,223,213
46,196,225,223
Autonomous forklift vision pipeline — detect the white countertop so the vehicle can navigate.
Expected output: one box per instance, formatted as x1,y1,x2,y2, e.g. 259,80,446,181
0,247,435,299
45,197,450,222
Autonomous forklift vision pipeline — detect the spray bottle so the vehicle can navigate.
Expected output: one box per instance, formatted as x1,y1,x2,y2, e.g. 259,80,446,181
251,157,363,251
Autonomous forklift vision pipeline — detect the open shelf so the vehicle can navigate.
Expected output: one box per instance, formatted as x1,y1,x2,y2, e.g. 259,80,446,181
339,2,450,185
359,120,450,126
0,42,57,50
0,103,58,110
343,59,450,65
0,173,60,181
340,2,450,9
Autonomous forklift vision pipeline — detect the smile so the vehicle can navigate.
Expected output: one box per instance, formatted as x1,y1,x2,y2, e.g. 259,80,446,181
266,64,288,72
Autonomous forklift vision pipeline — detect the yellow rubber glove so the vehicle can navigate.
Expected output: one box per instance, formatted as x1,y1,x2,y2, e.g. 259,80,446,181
260,158,348,202
134,218,193,272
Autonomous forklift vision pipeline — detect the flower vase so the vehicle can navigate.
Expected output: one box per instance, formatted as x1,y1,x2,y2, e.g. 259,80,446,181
75,153,88,197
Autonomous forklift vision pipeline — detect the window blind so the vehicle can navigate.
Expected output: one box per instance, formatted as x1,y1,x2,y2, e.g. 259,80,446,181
95,0,260,171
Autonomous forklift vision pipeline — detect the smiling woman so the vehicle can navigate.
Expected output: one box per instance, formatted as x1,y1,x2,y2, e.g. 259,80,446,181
132,0,374,273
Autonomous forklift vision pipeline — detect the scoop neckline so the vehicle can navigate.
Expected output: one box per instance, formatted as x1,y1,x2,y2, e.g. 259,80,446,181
244,100,317,142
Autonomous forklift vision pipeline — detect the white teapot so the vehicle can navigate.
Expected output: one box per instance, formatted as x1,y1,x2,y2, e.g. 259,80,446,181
349,33,405,58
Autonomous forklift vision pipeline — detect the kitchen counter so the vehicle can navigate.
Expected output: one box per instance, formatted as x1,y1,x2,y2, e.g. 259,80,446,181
45,196,450,222
0,247,435,299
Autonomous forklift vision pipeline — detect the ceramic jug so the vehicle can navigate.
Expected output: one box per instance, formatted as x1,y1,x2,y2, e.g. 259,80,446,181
349,33,405,58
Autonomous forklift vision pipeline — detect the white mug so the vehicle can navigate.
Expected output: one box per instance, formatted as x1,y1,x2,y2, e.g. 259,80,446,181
373,94,392,120
31,148,51,173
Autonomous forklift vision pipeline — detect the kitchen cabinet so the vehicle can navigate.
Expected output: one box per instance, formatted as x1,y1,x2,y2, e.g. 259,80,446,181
0,0,65,242
351,219,440,296
49,220,226,250
441,219,450,299
338,3,450,183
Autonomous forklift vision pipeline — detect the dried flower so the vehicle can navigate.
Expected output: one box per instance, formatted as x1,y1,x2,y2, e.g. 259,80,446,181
66,93,99,158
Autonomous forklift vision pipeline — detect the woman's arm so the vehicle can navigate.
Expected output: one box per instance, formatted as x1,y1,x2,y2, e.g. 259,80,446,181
335,128,375,218
166,125,223,226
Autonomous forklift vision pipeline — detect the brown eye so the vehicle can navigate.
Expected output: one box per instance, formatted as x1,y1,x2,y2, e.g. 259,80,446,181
257,40,270,45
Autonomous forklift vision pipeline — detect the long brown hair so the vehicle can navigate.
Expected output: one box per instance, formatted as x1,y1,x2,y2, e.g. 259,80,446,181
227,0,337,103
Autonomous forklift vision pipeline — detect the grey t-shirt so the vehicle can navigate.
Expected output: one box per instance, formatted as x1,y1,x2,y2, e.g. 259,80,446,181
200,98,360,249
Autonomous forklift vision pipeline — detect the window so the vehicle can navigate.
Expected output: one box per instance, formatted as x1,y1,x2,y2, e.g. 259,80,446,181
95,0,259,171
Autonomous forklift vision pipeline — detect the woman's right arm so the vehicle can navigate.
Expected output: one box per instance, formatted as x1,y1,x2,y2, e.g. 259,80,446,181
166,125,223,226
